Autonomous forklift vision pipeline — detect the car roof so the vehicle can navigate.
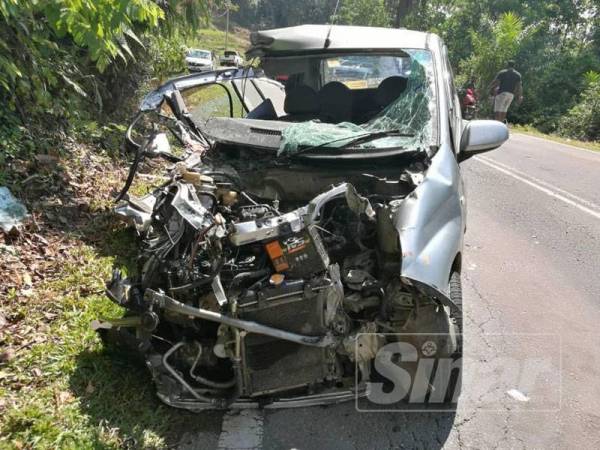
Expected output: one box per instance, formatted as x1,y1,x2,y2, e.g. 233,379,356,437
247,25,431,57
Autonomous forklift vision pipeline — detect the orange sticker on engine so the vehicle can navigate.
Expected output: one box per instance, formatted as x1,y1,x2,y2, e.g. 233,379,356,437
265,241,289,272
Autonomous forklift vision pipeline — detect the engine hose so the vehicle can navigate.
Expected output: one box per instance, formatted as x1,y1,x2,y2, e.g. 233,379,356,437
189,344,236,389
229,268,270,289
162,342,224,405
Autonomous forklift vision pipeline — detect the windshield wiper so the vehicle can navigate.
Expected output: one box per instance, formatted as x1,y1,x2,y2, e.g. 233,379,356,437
283,129,415,158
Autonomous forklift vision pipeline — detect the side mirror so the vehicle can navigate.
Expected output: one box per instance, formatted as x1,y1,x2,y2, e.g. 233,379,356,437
459,120,509,161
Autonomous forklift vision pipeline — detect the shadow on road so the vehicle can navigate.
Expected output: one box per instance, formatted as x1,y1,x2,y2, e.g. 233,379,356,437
262,400,456,450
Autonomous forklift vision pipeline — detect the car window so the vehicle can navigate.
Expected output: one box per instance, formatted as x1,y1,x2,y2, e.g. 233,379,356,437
180,83,244,124
321,55,412,89
188,50,211,59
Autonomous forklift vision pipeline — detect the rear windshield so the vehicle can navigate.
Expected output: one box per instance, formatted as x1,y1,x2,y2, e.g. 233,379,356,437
323,55,412,89
224,51,237,56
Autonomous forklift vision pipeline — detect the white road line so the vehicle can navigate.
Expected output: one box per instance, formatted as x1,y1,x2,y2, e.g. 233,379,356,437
478,156,600,210
474,156,600,221
217,409,264,450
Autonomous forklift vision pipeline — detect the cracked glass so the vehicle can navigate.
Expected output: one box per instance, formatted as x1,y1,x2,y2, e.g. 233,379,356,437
279,50,435,156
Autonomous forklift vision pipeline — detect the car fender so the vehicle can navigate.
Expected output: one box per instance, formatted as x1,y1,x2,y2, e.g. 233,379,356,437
394,143,465,306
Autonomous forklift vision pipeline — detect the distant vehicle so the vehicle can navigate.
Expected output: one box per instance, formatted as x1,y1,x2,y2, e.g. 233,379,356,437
220,50,244,67
185,49,216,72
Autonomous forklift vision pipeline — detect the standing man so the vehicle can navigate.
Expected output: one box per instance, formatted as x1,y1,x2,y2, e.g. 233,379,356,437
490,60,523,122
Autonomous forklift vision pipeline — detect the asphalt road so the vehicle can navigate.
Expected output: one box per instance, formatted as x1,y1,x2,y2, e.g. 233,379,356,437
176,133,600,450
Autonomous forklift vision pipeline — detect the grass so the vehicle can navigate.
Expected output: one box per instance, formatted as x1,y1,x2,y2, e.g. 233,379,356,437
0,229,172,449
511,124,600,152
192,26,250,57
0,145,213,449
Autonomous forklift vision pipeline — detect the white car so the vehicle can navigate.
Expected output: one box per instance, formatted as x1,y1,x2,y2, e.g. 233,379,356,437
185,49,216,72
220,50,243,67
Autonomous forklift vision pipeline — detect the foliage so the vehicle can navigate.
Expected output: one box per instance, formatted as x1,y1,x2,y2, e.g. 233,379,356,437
0,0,163,107
458,12,525,90
558,78,600,141
335,0,391,27
146,30,188,82
232,0,337,29
0,0,225,169
402,0,599,138
43,0,163,72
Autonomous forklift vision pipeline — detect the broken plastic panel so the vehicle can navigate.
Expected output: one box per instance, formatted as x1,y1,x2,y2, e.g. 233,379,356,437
279,51,434,156
0,187,29,233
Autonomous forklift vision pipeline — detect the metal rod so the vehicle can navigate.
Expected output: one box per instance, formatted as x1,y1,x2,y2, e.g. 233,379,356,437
147,289,337,348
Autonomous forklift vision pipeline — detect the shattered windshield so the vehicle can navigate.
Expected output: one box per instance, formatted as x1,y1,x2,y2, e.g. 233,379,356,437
279,50,435,156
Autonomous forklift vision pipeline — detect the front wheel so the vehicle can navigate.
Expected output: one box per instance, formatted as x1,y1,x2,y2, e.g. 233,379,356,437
449,271,463,357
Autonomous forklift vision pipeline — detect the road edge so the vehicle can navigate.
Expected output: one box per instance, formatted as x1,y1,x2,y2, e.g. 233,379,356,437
511,132,600,156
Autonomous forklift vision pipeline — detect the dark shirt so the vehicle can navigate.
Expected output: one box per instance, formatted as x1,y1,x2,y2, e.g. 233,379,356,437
496,69,521,94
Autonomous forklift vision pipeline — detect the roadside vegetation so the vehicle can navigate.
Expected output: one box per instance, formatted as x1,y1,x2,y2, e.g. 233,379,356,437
0,0,598,448
0,1,246,448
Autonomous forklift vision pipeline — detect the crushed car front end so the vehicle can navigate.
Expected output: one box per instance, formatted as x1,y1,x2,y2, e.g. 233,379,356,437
96,26,465,410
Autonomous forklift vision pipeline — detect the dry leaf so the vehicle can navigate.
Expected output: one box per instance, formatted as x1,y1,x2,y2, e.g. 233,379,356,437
0,348,15,363
22,272,32,288
55,390,74,406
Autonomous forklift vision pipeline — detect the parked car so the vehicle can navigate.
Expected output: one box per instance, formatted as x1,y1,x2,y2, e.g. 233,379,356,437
100,25,508,411
220,50,243,67
185,48,216,72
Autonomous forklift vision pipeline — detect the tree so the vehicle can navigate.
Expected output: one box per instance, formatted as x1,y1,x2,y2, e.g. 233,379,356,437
388,0,416,28
335,0,391,27
458,12,525,89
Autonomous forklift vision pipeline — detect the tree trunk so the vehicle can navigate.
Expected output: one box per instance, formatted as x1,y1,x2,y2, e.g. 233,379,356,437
394,0,416,28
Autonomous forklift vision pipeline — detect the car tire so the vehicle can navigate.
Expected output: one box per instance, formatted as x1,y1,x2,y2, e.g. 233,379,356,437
443,271,463,403
449,271,463,356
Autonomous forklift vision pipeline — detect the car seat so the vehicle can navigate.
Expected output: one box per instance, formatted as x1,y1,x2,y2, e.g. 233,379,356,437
280,85,320,122
318,81,353,123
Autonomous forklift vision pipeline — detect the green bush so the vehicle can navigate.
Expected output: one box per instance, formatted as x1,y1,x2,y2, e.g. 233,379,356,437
146,31,187,83
558,79,600,141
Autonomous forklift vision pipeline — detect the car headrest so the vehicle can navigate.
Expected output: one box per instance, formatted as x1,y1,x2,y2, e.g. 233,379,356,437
319,81,352,123
283,85,319,115
375,76,408,108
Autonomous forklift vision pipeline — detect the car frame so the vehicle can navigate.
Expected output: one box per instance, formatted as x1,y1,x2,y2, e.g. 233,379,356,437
106,25,508,410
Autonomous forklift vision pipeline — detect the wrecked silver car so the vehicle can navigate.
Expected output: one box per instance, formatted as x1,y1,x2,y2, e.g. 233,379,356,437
97,25,508,410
